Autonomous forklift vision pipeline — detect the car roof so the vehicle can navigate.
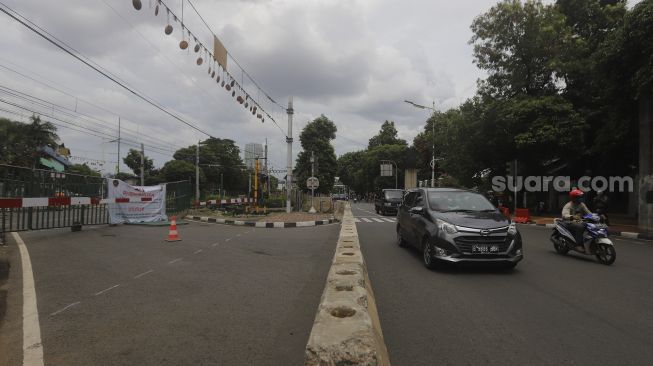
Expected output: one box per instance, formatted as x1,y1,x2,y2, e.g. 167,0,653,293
406,187,473,193
382,189,403,191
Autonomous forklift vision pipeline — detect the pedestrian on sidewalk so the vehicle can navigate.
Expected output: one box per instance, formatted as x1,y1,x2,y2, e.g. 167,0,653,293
593,191,610,225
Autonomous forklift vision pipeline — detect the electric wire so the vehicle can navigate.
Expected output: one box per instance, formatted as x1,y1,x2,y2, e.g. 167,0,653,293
0,2,214,138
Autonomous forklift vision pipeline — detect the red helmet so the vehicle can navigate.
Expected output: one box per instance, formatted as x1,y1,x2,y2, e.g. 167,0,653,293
569,189,584,199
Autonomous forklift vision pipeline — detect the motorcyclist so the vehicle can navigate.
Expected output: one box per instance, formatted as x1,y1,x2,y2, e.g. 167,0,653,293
562,189,591,253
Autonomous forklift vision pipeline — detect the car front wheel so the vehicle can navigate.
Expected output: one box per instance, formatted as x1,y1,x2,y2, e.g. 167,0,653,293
422,237,437,270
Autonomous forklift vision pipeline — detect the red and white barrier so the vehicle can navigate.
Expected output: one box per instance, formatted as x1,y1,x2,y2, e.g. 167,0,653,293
0,196,153,208
198,198,254,206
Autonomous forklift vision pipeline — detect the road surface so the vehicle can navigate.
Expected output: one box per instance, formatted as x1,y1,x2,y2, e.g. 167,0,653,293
352,202,653,366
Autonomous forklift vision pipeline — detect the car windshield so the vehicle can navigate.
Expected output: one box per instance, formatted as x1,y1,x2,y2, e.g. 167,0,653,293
428,191,496,212
384,190,403,199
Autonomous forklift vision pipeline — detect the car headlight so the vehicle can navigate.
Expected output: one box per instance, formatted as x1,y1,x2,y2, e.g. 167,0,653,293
436,219,458,234
508,222,517,236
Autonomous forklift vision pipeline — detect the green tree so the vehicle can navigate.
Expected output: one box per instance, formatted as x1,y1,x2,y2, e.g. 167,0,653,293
161,160,201,185
0,115,59,167
470,0,569,97
368,121,407,149
173,138,247,194
123,149,154,177
294,115,338,194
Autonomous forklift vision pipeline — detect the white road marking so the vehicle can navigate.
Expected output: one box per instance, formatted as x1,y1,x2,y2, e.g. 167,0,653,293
168,258,182,264
12,232,44,366
211,243,219,247
94,284,120,296
382,218,396,222
50,302,80,317
354,218,361,222
225,238,232,242
371,218,385,223
361,218,372,222
236,234,241,237
193,249,203,254
134,269,154,279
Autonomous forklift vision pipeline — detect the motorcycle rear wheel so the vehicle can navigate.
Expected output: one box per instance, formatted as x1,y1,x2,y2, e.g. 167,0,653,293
595,244,616,265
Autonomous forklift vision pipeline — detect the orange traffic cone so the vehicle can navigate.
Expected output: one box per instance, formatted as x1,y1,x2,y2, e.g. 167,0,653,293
165,216,181,242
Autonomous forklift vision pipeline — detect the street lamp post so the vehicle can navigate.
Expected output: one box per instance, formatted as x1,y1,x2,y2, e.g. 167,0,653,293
405,100,437,187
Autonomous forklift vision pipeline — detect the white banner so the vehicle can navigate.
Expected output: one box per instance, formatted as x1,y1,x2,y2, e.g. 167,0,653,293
106,179,167,224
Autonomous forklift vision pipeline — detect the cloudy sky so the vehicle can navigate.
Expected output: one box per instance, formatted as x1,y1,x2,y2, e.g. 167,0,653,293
0,0,505,176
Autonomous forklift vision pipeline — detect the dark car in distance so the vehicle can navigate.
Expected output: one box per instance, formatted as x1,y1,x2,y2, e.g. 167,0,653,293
396,188,523,269
375,189,404,215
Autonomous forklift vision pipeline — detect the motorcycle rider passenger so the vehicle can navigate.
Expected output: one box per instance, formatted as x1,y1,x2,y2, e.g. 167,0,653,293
562,189,591,253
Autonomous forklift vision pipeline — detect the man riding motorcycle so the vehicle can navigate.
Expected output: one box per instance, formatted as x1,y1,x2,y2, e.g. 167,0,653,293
561,189,592,253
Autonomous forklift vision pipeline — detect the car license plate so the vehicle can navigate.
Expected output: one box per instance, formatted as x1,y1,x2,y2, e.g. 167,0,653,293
472,245,488,253
472,245,500,254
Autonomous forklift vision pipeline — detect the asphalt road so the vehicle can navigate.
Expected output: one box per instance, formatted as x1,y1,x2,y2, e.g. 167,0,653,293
352,202,653,366
6,220,339,366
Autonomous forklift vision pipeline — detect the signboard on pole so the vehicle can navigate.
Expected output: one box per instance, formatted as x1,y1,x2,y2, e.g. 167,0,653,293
107,179,167,224
380,163,393,177
306,177,319,190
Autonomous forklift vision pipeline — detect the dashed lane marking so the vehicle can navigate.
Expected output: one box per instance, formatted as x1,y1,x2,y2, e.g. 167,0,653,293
94,284,120,296
168,258,182,264
361,218,372,222
50,302,81,317
133,269,154,279
193,249,203,254
371,218,385,223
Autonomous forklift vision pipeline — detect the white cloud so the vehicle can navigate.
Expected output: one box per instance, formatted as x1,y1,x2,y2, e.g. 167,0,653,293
0,0,498,175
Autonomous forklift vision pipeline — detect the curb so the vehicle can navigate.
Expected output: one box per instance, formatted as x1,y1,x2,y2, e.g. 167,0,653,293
304,203,390,366
517,222,652,241
185,215,339,228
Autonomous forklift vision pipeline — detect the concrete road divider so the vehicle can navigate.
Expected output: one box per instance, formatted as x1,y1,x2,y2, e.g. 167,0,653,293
305,203,390,366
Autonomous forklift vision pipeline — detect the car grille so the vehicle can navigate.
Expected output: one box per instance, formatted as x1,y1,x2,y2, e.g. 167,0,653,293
453,235,511,253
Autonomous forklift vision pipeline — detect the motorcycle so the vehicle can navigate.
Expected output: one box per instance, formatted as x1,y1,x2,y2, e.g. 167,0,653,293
550,213,616,265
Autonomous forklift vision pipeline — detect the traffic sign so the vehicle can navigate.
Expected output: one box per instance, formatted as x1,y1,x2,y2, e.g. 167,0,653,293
307,177,319,190
430,159,436,168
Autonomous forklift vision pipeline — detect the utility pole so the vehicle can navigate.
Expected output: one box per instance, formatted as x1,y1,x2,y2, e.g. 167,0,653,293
309,151,316,213
286,97,294,213
195,140,200,205
140,143,144,186
254,157,259,213
431,100,435,188
264,138,269,198
117,117,121,174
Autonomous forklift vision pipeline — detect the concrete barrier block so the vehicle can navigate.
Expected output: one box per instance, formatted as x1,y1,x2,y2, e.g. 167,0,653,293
305,203,390,366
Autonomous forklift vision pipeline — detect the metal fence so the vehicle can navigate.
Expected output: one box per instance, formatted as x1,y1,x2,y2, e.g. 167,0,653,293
0,164,192,235
0,164,105,198
165,180,192,217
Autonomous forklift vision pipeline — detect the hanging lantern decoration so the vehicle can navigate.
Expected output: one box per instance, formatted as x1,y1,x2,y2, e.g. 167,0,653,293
232,90,236,97
180,29,189,50
164,9,173,35
194,40,200,53
155,1,160,16
257,113,262,119
133,0,142,10
261,117,265,123
216,68,221,83
179,32,188,50
197,48,204,65
230,79,235,88
225,84,231,91
237,96,244,104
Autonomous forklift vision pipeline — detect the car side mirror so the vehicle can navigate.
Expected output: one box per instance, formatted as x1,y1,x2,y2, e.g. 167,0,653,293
409,206,424,215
